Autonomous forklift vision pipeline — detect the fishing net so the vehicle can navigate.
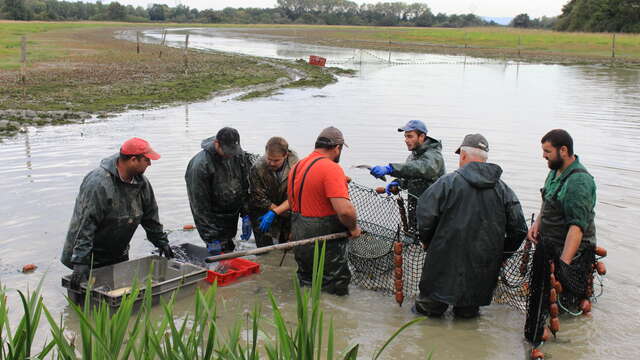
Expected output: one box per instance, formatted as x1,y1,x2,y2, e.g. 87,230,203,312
345,182,596,346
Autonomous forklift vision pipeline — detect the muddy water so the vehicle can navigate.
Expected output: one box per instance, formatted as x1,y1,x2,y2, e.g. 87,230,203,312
1,28,640,359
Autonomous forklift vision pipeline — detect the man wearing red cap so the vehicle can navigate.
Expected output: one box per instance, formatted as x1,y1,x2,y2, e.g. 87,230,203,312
61,137,173,295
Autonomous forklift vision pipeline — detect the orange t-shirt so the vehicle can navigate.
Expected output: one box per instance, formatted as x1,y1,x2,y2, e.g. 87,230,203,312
288,151,350,217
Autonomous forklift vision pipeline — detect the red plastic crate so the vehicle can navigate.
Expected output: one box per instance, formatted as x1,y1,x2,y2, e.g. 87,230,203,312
309,55,327,67
206,257,260,286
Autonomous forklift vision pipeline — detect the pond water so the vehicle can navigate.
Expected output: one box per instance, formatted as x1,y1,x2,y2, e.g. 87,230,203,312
1,28,639,359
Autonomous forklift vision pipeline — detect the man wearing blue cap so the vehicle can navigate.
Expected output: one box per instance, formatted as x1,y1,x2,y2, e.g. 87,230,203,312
370,120,445,233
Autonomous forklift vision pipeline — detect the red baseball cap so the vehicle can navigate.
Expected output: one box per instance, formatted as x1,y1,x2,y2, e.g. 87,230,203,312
120,137,160,160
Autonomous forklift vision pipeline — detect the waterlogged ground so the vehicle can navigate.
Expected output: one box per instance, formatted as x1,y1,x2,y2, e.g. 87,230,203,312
1,28,639,359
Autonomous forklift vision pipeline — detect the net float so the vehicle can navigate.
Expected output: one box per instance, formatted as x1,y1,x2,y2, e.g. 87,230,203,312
542,326,551,342
375,187,385,194
550,317,560,333
345,176,352,184
549,288,557,304
393,242,403,254
549,303,559,318
595,246,607,257
395,291,404,305
394,267,403,279
596,261,606,275
22,264,37,273
394,254,403,266
394,279,403,290
549,262,555,274
581,299,592,313
531,349,545,359
549,274,557,285
183,224,195,230
586,288,593,297
554,280,563,294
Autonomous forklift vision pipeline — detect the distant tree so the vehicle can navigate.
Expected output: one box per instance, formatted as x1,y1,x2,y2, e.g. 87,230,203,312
105,1,125,20
510,13,531,28
148,3,166,21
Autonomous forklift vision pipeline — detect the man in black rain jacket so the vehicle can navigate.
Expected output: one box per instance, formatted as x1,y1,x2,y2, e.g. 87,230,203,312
414,134,527,318
61,138,173,291
185,127,255,254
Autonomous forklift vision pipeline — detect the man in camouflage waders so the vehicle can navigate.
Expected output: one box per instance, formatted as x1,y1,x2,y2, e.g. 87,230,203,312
369,120,445,234
249,136,299,248
288,127,361,296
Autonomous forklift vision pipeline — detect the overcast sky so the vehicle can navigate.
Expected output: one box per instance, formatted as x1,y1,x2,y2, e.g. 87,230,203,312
113,0,567,18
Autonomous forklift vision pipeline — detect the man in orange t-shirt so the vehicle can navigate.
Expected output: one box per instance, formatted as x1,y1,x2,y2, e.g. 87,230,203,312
288,126,361,296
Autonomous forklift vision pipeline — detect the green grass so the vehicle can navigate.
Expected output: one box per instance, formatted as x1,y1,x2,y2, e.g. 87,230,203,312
0,243,426,359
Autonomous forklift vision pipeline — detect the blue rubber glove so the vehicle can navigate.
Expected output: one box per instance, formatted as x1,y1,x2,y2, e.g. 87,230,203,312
370,164,393,179
240,215,252,241
206,240,222,255
258,210,277,232
386,180,400,195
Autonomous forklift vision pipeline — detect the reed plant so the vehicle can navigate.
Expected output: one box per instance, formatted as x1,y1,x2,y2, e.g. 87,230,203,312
3,242,424,359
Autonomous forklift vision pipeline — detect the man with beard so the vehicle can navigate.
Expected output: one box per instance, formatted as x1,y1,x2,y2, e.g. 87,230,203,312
61,137,174,293
528,129,597,305
288,127,361,296
248,137,299,248
369,120,445,233
185,127,254,255
413,134,527,318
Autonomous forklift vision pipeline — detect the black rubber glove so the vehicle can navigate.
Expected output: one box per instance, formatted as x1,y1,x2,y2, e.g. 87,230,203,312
158,244,174,259
70,264,90,290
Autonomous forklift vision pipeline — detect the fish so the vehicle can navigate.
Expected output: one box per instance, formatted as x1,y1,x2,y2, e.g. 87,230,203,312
354,164,387,182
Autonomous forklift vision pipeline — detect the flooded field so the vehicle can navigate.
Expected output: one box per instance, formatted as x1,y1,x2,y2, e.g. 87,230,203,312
1,28,639,359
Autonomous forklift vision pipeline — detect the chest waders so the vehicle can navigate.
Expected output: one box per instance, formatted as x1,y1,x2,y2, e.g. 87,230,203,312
290,157,351,296
539,168,596,302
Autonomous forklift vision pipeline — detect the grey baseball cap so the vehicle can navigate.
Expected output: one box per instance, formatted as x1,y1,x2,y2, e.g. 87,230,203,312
455,133,489,154
316,126,348,147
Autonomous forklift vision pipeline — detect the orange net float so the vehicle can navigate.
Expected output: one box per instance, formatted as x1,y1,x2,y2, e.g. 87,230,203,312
550,318,560,334
394,254,403,267
596,261,607,275
394,267,403,279
549,303,559,318
541,326,552,342
581,299,592,314
393,242,403,255
549,261,555,274
531,349,545,359
395,291,404,306
553,280,563,294
183,224,195,230
549,288,558,304
595,246,607,257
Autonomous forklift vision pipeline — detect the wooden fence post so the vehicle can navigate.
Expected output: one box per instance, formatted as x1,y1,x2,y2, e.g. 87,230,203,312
136,31,140,54
20,36,27,88
517,35,522,57
184,33,190,75
159,29,167,58
611,33,616,59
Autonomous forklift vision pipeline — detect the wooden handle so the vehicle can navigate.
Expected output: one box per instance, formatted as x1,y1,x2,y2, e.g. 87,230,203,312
205,231,350,263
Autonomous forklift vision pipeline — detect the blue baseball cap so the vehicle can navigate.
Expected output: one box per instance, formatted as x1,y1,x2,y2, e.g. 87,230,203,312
398,120,428,134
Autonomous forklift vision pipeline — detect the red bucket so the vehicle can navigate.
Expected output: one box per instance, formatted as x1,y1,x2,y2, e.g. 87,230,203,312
309,55,327,67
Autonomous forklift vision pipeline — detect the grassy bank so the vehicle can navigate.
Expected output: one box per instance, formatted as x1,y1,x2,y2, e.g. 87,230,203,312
0,22,348,138
229,25,640,64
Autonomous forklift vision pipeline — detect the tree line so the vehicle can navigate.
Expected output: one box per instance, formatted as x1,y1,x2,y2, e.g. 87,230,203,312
2,0,639,32
0,0,491,27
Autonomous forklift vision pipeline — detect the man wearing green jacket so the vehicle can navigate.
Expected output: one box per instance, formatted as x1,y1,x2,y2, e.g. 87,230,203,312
61,137,173,291
528,129,597,304
370,120,446,232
